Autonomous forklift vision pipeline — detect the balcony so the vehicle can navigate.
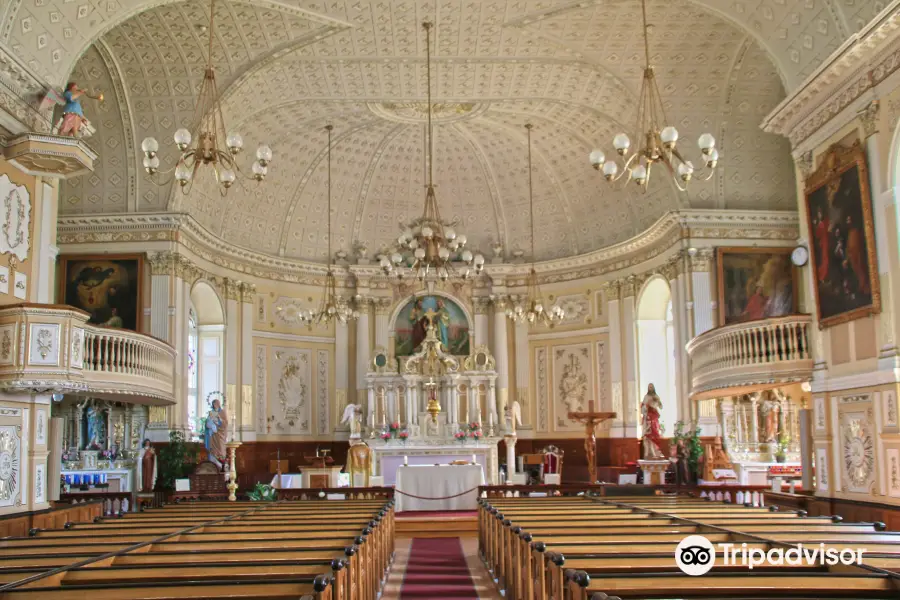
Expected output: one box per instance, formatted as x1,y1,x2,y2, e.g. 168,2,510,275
0,303,175,405
686,314,813,401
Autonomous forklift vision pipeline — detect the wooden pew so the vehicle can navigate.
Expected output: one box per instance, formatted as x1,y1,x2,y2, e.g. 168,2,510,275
0,499,396,600
479,494,900,600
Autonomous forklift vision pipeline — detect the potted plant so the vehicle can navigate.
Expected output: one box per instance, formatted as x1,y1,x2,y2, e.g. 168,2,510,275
156,431,201,492
672,421,704,483
773,434,790,463
246,483,276,501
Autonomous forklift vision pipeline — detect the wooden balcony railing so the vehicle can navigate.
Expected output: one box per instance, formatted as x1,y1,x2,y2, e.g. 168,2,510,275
686,314,813,400
0,303,175,404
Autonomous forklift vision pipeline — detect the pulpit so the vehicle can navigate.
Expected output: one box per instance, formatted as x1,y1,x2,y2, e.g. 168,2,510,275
302,454,342,488
568,400,616,484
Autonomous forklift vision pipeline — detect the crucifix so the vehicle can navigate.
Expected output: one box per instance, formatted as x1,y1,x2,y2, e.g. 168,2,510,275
568,399,616,484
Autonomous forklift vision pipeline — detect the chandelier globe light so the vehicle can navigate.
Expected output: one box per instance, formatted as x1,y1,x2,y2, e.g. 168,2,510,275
380,21,485,283
506,124,564,328
306,125,359,327
140,0,272,196
588,0,717,191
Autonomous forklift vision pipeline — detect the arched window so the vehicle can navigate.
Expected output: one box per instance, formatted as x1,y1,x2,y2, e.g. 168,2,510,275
636,278,679,434
189,282,225,439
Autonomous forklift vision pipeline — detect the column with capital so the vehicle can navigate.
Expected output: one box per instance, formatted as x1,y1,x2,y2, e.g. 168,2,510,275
604,280,624,437
664,256,693,427
355,295,372,407
172,255,199,432
373,297,392,350
749,392,760,448
239,282,256,440
491,297,509,424
223,278,241,436
366,383,376,432
688,248,715,336
147,252,175,344
620,276,639,436
473,297,490,347
334,320,349,432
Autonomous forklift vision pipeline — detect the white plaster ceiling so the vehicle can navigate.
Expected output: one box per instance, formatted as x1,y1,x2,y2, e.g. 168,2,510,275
8,0,884,261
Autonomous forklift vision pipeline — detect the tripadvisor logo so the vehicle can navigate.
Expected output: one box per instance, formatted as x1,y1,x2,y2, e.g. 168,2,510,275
675,535,866,576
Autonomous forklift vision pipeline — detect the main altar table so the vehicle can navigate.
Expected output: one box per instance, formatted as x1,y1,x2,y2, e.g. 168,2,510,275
394,464,485,512
371,442,500,486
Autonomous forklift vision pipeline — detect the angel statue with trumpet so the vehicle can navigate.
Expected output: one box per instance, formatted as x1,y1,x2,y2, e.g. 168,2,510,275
341,403,363,439
51,81,104,138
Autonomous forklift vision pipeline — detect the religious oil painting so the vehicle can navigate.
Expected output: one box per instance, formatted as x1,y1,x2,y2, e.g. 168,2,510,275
59,254,143,331
395,295,470,356
804,141,880,328
717,247,797,326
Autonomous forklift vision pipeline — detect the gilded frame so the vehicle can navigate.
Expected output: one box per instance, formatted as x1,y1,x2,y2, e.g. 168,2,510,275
803,140,880,329
715,246,798,327
57,253,145,332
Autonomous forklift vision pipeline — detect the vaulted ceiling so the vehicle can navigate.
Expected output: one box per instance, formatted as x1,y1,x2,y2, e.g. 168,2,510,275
3,0,886,261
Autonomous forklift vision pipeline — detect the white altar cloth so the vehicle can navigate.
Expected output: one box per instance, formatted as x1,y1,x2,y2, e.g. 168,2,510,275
395,464,485,512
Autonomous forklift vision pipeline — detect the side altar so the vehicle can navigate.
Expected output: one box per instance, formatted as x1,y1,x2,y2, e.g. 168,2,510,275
354,302,503,485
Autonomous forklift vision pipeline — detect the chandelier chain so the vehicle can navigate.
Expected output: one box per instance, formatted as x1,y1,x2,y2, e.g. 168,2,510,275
326,124,333,270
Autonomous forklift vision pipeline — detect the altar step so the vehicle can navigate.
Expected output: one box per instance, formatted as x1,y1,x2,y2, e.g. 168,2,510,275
395,511,478,539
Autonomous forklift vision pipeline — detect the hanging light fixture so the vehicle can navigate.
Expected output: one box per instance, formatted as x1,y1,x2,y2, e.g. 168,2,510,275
140,0,272,196
307,125,359,327
380,21,485,282
588,0,717,191
506,124,564,328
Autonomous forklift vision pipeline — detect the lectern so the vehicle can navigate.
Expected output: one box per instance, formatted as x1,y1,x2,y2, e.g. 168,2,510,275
567,400,616,484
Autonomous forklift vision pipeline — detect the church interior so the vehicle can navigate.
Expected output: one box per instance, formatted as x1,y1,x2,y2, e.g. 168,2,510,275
1,0,900,597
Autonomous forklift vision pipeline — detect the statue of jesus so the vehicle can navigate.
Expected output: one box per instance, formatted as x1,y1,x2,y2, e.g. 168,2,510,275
641,383,665,459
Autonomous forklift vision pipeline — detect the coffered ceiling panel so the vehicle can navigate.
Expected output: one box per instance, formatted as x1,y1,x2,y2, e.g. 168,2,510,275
34,0,883,262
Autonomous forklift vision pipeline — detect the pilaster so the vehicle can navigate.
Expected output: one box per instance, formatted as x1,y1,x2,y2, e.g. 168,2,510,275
239,283,255,440
620,276,638,434
604,279,625,436
356,296,372,406
492,297,509,421
473,296,491,346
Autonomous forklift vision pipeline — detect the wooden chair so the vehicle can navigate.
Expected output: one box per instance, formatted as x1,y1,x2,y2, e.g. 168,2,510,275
348,442,372,487
541,445,563,483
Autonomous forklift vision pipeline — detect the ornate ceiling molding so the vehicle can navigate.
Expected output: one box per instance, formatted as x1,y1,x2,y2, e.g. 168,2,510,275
761,5,900,149
57,208,798,287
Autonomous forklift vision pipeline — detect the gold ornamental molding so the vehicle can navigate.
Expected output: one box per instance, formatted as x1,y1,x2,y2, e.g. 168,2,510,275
761,7,900,150
3,133,97,178
57,209,798,287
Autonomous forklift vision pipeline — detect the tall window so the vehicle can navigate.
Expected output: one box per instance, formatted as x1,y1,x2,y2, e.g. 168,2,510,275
187,307,199,437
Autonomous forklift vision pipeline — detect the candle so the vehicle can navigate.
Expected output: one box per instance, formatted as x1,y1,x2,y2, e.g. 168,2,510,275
471,454,477,464
403,455,408,465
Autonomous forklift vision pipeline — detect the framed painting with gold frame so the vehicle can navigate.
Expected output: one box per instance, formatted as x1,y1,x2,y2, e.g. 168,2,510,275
716,247,798,327
803,140,880,329
58,254,144,332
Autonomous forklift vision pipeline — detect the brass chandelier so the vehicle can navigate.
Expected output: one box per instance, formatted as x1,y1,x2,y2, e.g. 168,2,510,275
380,21,485,282
588,0,717,191
140,0,272,196
506,124,564,328
307,125,358,326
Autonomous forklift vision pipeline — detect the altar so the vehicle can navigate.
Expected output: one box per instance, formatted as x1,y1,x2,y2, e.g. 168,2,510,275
372,443,499,485
395,464,485,512
359,297,503,487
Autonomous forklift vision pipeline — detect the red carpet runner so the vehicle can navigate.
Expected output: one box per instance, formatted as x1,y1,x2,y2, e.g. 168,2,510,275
400,537,478,599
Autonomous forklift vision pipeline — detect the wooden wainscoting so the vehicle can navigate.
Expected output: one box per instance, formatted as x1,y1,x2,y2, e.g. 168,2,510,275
0,500,104,538
765,491,900,531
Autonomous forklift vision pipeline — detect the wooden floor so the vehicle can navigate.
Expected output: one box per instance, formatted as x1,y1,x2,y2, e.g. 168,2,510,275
395,511,478,538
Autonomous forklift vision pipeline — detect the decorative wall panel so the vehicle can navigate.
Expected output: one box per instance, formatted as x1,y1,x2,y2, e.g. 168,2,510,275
255,345,267,434
883,389,898,429
554,294,591,325
840,408,876,494
35,409,46,446
34,463,45,504
0,425,21,508
814,396,827,432
0,174,31,262
816,447,830,492
552,343,592,431
316,350,329,435
535,348,548,433
28,324,59,366
70,328,84,369
269,347,312,435
887,448,900,499
0,326,14,366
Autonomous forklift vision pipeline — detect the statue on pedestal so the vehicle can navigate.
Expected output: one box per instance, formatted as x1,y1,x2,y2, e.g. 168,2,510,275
136,439,157,492
504,400,522,434
204,397,228,469
761,392,781,443
641,383,665,460
341,404,363,439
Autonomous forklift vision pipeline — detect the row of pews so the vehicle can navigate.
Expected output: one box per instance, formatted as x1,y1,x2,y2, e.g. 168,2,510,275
479,493,900,599
0,499,394,600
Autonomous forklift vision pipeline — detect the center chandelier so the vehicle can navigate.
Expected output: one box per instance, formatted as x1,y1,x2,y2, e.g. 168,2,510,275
140,0,272,196
380,21,485,282
506,124,565,327
588,0,718,191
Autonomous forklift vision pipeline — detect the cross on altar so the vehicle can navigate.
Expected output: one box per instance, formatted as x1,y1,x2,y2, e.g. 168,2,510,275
568,399,616,484
423,308,438,325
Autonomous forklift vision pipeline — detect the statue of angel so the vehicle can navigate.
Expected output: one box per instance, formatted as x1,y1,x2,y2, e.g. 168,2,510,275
341,404,363,438
48,82,104,138
504,400,522,434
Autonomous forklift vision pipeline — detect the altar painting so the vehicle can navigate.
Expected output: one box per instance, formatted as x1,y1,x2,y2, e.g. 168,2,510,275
717,248,796,326
59,254,143,331
395,296,469,356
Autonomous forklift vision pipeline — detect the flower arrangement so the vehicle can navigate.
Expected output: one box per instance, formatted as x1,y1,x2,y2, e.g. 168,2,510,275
454,431,467,443
61,452,71,463
388,421,401,434
465,422,482,439
381,422,410,441
469,429,482,440
380,431,392,441
398,431,409,441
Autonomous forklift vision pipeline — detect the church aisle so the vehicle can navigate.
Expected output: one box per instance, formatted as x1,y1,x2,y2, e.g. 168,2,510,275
382,537,502,599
